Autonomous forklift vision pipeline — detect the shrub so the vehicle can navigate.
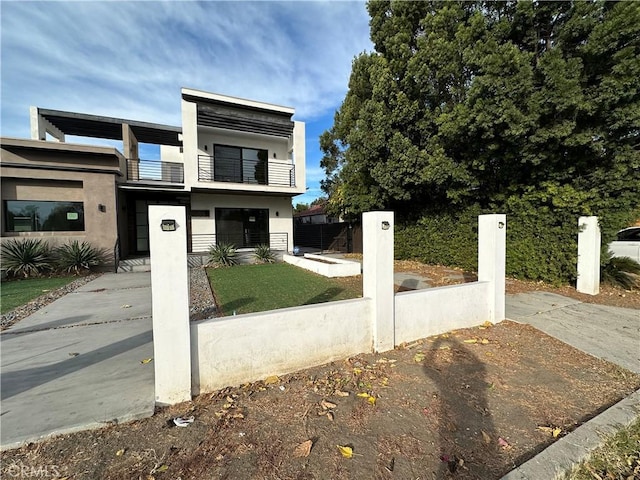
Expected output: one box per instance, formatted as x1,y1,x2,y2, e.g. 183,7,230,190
601,256,640,290
253,244,276,264
208,242,238,267
395,203,580,285
1,239,52,278
55,240,106,274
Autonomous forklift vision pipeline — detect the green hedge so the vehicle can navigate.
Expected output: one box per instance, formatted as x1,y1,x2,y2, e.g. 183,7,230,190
395,204,636,286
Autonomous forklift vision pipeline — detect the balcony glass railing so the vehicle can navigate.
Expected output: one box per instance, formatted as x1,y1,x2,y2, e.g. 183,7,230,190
127,159,184,183
197,155,295,187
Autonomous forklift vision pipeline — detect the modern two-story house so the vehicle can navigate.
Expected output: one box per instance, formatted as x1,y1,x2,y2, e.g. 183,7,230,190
0,88,305,269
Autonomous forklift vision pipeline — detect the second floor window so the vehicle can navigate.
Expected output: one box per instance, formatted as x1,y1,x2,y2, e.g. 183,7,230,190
214,145,268,185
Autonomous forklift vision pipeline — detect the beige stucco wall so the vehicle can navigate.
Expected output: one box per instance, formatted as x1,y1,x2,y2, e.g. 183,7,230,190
0,165,119,257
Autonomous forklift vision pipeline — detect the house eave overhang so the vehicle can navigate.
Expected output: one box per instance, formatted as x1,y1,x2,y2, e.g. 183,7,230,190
182,88,295,138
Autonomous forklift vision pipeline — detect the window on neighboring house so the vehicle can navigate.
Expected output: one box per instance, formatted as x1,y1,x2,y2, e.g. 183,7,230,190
4,200,85,232
213,145,268,185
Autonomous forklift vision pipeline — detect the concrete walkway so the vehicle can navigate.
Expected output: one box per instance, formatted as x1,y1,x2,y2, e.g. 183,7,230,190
506,291,639,374
0,272,154,450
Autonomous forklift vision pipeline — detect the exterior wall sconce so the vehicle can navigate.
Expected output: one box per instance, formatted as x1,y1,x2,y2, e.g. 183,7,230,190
98,204,106,212
275,211,279,217
381,221,390,230
498,221,505,229
161,219,178,231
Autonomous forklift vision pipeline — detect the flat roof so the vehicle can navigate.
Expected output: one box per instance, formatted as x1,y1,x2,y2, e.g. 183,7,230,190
35,108,182,146
1,137,125,159
181,87,295,116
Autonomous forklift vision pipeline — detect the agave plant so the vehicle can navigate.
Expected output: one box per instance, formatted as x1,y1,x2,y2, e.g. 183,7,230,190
208,242,238,267
253,244,276,264
55,240,106,274
1,239,52,277
601,256,640,290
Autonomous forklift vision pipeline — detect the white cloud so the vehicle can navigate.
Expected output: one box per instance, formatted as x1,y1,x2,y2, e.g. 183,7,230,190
0,1,372,137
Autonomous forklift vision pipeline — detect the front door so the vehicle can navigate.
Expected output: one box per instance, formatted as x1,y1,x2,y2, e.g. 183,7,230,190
134,199,185,254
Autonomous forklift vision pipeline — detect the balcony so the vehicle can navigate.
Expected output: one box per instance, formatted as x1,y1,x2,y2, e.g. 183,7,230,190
127,159,184,184
197,155,295,187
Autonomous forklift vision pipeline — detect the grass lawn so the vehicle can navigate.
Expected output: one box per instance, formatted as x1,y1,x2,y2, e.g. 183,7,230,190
0,276,77,314
207,263,361,315
562,417,640,479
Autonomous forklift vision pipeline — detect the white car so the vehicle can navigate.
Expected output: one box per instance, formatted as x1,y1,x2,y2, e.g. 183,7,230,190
609,227,640,263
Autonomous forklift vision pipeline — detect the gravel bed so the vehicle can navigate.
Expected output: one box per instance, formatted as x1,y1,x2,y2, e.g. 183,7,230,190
1,273,102,331
190,266,217,321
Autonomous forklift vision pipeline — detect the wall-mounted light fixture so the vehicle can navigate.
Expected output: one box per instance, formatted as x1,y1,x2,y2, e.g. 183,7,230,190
161,219,178,231
273,152,277,158
381,221,390,230
276,211,279,217
498,221,505,229
98,204,106,212
204,145,208,151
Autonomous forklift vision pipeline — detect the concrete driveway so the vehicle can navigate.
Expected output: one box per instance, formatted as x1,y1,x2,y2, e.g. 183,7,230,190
506,291,640,374
1,272,154,450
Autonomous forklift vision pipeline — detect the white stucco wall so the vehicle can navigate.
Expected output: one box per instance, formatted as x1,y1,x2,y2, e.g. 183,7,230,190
159,145,184,163
180,94,305,195
394,282,492,345
292,121,305,191
191,298,372,394
196,128,289,163
577,216,601,295
181,98,198,190
149,205,191,405
190,192,293,251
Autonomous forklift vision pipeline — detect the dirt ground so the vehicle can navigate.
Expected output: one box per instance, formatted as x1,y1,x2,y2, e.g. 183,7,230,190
2,260,639,479
392,260,640,310
2,321,639,480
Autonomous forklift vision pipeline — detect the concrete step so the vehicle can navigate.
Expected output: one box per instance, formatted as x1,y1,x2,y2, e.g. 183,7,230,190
117,257,151,273
117,263,151,273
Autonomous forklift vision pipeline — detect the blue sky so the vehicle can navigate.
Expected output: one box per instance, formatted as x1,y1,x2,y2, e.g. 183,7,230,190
0,1,373,205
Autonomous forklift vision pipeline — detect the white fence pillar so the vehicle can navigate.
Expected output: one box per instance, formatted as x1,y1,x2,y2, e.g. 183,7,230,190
149,205,191,405
577,216,600,295
363,211,395,352
478,214,506,324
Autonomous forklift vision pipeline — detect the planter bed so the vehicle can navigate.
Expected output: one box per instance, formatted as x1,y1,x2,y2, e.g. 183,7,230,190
283,253,361,277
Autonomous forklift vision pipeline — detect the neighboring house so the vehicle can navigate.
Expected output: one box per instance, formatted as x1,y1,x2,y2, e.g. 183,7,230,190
294,203,340,225
0,88,306,266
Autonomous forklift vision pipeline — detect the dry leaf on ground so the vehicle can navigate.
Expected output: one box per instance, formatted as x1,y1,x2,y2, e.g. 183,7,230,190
293,440,313,458
337,445,353,458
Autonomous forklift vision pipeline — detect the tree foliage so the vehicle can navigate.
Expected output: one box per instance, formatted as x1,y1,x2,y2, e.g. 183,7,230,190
321,0,640,282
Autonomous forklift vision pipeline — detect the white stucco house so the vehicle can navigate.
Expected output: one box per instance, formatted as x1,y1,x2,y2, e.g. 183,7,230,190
2,88,305,268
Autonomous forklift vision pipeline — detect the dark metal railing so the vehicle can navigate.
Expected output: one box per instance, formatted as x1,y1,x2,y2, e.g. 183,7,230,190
127,159,184,183
197,155,295,187
191,232,288,253
113,236,121,273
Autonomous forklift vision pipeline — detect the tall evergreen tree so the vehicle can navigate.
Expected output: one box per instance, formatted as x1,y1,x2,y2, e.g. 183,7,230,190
321,0,640,228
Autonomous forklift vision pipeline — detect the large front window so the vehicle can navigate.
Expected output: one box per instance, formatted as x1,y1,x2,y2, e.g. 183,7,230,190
4,200,85,232
215,208,268,247
214,145,268,185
